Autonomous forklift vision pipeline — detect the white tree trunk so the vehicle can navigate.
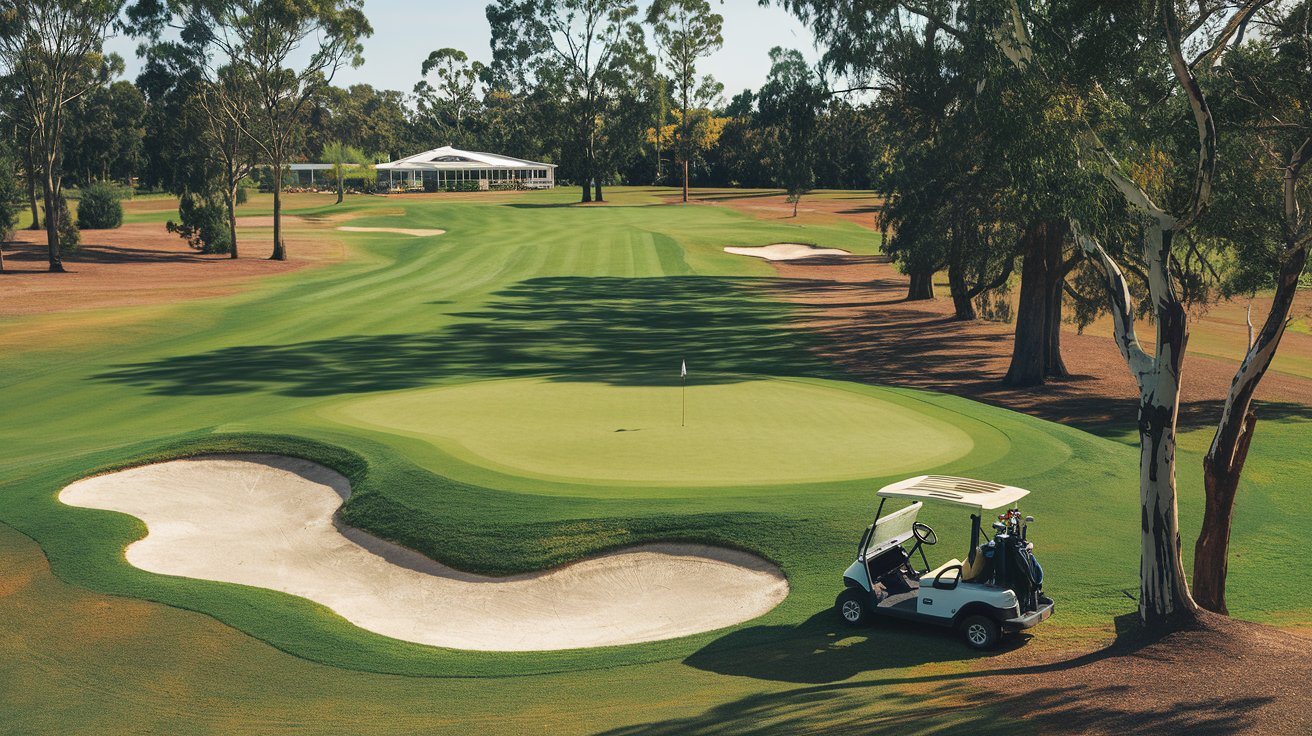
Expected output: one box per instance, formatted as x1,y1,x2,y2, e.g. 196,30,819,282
1073,221,1198,624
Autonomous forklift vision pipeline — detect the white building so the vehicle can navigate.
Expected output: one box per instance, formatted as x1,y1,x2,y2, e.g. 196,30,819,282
376,146,556,190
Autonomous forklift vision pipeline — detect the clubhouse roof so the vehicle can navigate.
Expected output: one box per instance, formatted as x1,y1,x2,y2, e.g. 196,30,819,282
376,146,556,189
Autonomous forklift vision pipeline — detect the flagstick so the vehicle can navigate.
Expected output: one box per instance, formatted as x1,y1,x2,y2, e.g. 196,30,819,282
681,373,686,427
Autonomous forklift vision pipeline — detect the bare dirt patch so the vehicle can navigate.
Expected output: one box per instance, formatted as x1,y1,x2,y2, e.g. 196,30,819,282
230,215,311,229
59,454,789,651
667,190,885,230
0,222,342,318
974,613,1312,735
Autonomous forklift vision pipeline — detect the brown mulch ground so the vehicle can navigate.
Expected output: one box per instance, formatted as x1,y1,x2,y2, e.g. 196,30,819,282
766,256,1312,432
665,190,886,230
0,222,343,318
973,613,1312,735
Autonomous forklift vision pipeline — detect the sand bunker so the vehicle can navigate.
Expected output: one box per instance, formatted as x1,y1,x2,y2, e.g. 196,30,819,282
59,454,788,651
724,243,852,261
335,226,446,237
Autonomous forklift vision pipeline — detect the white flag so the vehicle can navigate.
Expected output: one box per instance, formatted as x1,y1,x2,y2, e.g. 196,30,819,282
681,360,687,378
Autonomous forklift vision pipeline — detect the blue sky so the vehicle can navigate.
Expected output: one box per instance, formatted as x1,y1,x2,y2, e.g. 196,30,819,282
106,1,824,100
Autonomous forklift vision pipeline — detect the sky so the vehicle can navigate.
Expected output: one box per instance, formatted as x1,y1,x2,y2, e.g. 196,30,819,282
104,1,825,100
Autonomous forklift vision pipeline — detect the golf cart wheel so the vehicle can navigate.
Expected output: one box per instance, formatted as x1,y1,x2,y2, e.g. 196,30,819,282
836,588,871,626
960,615,1000,650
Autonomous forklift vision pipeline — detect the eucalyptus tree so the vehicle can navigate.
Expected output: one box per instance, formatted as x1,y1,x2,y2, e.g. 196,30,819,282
488,0,647,203
781,0,1275,627
216,0,368,260
845,3,1017,306
0,0,122,272
196,67,258,258
757,47,825,216
646,0,723,202
414,48,485,147
1191,0,1312,614
1051,2,1274,626
129,0,372,261
594,40,659,195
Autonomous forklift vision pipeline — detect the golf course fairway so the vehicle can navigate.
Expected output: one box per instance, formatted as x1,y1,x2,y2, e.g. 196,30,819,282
329,378,976,486
3,188,1311,733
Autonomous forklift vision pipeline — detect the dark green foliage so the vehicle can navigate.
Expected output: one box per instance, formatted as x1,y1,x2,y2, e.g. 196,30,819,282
75,182,123,229
62,78,146,187
0,155,19,243
446,181,481,192
757,47,823,208
166,193,231,254
45,193,79,250
422,177,440,193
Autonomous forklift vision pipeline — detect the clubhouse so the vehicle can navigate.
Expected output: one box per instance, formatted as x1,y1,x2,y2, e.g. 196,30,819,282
376,146,557,190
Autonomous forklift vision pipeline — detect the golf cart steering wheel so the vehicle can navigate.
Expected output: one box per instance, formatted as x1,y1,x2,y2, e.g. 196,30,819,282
912,522,938,546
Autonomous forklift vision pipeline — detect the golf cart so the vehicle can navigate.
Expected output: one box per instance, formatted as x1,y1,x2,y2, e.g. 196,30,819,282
836,475,1053,649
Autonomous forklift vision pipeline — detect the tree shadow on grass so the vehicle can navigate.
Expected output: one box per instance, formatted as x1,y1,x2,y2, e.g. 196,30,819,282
94,275,836,397
615,612,1266,735
595,680,1262,736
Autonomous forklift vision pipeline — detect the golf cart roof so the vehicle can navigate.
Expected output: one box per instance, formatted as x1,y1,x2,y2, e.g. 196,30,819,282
877,475,1029,511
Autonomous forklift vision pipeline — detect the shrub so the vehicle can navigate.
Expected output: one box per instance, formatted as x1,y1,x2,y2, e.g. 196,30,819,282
445,181,480,192
422,178,440,193
0,159,18,243
76,182,124,229
45,193,79,250
166,193,231,254
235,186,249,206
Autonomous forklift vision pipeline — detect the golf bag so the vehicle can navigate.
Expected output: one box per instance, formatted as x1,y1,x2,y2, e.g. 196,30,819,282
969,515,1045,613
1000,535,1044,612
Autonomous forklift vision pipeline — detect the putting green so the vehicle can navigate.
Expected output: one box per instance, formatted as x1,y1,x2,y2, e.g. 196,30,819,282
331,378,976,485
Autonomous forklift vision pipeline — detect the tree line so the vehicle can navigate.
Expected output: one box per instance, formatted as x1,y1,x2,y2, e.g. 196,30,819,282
1,0,883,267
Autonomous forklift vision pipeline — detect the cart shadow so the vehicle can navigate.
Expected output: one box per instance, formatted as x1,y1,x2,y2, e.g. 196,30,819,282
684,609,1025,685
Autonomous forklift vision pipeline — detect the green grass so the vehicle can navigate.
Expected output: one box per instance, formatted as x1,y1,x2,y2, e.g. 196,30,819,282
1,187,1309,733
328,377,980,488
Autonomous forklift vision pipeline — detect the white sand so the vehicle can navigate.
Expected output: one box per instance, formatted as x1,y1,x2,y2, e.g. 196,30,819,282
724,243,852,261
59,454,788,651
335,226,446,237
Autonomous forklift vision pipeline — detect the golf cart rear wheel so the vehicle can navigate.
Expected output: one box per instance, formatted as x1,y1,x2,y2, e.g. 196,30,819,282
836,588,871,626
960,615,1000,650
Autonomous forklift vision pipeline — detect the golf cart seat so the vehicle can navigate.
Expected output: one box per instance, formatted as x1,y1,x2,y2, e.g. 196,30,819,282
962,548,989,581
923,559,963,588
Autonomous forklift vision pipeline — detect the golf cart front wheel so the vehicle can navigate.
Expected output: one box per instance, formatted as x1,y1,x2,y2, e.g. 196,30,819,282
836,588,872,626
960,615,1000,650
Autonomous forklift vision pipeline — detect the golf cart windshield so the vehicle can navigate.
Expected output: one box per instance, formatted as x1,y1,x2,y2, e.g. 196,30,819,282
864,501,921,558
